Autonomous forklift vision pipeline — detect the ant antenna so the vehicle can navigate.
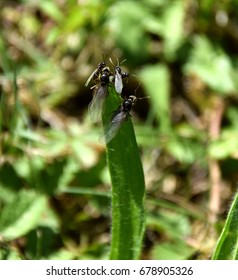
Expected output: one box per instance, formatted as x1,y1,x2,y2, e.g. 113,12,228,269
109,57,114,66
109,57,126,67
134,83,141,94
119,58,126,65
134,83,150,100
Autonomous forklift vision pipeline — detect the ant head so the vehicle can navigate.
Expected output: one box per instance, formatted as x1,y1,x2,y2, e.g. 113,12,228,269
128,95,137,104
98,62,106,69
115,65,121,73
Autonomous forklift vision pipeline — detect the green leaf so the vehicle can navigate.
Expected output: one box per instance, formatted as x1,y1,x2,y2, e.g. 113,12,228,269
161,0,186,59
39,0,64,22
208,130,238,159
184,36,237,94
108,1,150,61
0,163,22,194
166,135,204,164
0,190,47,241
48,249,77,260
152,241,194,260
139,64,171,133
147,211,191,240
212,191,238,259
148,210,194,259
102,87,146,260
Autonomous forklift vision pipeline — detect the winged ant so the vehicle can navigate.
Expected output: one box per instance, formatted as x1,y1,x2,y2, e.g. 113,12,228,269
86,57,147,136
109,58,129,95
99,89,149,144
85,61,107,87
88,67,112,122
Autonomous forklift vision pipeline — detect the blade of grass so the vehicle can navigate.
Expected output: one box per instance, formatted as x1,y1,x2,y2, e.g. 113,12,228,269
62,186,111,197
102,87,146,260
212,191,238,259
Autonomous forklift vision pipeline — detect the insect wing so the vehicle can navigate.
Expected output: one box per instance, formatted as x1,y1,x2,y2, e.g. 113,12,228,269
85,62,107,87
114,69,123,94
88,85,107,122
85,69,98,87
99,110,127,144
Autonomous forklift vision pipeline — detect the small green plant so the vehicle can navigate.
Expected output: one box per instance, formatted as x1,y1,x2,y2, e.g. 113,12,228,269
104,88,146,260
87,61,146,259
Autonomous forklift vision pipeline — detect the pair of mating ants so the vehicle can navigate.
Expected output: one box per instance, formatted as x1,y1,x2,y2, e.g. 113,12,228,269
85,57,147,144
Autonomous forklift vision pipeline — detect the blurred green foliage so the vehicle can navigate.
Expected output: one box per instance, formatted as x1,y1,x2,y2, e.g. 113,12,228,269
1,0,238,259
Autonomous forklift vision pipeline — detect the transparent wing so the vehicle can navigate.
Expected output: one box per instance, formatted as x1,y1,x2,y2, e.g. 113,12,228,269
99,111,127,144
114,71,123,94
88,85,107,122
85,69,97,87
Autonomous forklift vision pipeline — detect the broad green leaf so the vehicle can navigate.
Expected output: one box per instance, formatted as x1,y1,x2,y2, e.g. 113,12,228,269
108,1,150,61
208,130,238,159
212,191,238,259
0,163,22,194
102,87,146,260
166,136,204,164
139,64,170,133
0,190,47,241
161,0,186,59
148,211,193,259
184,36,237,94
147,211,191,240
39,0,64,22
152,241,194,260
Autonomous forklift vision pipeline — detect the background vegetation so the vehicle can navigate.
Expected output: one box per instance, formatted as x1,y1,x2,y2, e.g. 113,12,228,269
1,0,238,260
